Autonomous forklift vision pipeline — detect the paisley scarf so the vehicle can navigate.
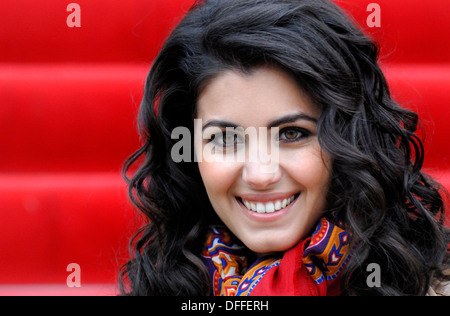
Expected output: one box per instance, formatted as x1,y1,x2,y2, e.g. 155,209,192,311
202,218,351,296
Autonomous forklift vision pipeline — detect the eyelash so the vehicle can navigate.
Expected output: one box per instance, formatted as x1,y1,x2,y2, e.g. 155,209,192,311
210,133,244,148
278,127,311,143
209,126,311,148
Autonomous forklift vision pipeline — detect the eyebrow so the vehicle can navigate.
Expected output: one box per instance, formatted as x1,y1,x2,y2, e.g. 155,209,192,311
202,120,239,131
201,112,317,131
267,113,317,128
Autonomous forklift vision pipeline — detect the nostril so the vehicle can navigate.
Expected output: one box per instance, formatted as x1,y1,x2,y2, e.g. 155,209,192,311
242,163,282,190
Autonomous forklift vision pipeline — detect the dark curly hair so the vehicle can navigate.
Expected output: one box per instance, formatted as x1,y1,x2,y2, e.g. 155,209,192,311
120,0,449,295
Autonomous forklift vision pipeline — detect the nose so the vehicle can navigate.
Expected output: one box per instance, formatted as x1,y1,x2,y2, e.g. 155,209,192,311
242,159,282,190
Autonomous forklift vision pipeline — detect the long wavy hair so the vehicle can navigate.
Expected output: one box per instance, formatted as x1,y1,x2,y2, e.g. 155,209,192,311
120,0,449,295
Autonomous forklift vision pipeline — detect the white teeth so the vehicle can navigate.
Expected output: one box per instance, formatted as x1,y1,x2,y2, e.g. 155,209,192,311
274,200,281,211
256,203,265,213
265,202,275,213
240,195,297,214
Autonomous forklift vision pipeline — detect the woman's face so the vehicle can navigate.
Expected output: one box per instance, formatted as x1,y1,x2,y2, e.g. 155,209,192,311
195,66,332,254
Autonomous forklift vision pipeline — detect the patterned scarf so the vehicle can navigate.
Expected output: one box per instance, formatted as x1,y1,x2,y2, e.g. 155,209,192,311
202,218,351,296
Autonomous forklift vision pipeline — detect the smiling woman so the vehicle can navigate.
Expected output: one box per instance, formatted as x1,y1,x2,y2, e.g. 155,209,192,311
120,0,449,296
195,66,330,254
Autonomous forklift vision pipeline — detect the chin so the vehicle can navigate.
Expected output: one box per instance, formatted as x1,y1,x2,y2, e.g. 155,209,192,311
243,233,302,255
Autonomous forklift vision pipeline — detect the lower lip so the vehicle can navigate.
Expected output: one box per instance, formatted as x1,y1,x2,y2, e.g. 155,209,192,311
236,195,299,222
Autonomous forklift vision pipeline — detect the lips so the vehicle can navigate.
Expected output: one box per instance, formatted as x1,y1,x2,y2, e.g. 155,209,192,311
236,193,299,214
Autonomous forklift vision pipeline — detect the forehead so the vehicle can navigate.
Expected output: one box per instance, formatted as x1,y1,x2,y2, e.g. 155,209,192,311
196,66,320,126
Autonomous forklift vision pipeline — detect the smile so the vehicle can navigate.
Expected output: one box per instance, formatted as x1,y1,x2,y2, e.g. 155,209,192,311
236,194,299,214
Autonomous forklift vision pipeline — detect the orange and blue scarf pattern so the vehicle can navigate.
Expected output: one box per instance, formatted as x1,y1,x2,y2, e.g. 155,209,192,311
202,218,351,296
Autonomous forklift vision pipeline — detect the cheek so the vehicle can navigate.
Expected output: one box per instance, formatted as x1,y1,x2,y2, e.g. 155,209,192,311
283,148,331,194
197,161,240,204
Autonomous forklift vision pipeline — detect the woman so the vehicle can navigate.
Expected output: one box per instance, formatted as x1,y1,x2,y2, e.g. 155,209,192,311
120,0,449,295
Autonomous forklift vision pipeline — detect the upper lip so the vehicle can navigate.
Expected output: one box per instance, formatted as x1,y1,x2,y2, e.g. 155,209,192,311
236,192,299,202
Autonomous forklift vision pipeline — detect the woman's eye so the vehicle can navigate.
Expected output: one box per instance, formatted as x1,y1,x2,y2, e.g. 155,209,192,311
279,127,310,143
211,132,242,147
223,133,236,145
